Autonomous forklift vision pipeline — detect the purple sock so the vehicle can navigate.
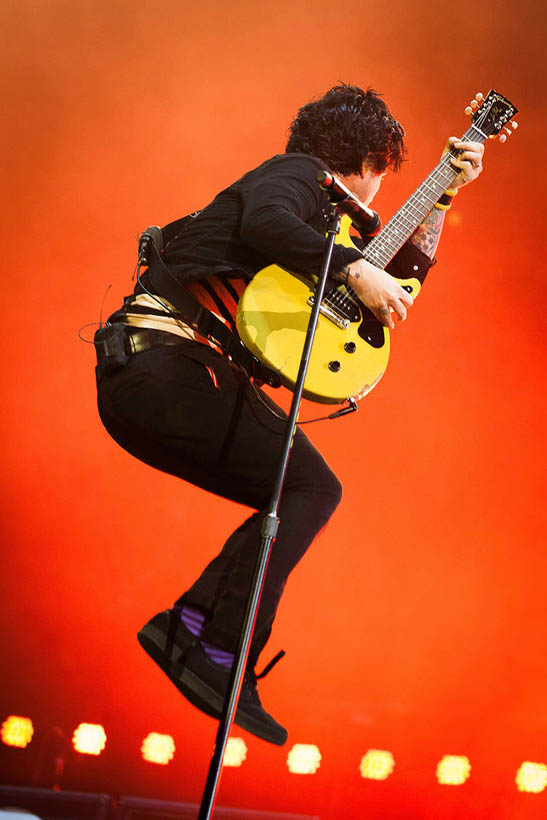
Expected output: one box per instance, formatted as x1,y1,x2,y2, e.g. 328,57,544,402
180,604,205,637
181,605,234,669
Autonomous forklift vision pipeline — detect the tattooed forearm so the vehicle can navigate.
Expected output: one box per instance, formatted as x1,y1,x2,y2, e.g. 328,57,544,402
411,207,445,259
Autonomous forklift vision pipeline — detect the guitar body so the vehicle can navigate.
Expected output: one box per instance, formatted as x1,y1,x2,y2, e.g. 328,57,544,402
236,216,422,404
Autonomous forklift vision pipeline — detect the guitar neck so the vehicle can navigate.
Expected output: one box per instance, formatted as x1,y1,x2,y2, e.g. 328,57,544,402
362,122,488,269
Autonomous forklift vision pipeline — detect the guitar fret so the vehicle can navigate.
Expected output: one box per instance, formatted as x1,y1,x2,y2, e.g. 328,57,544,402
360,115,493,268
467,123,487,140
364,156,458,263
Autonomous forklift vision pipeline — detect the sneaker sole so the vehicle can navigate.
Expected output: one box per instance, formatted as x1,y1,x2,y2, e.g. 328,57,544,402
138,620,287,745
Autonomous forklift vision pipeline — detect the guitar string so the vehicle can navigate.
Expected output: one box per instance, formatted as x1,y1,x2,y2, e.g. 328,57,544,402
297,107,510,395
359,128,486,269
322,110,509,322
354,157,459,274
327,108,511,373
366,120,501,267
316,111,509,392
324,124,488,319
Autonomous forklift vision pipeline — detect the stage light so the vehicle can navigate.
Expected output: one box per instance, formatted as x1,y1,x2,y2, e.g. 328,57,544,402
222,737,247,767
287,744,321,774
359,749,395,780
436,755,471,785
515,761,547,793
1,715,34,748
141,732,175,765
72,723,107,755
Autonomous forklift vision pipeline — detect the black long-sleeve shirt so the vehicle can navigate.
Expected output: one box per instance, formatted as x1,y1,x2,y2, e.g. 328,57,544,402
160,153,362,284
159,152,432,286
126,152,433,338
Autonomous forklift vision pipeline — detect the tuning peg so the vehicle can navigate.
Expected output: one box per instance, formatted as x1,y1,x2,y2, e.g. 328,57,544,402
499,134,507,143
504,126,512,136
464,106,473,116
475,92,484,103
511,121,518,130
470,98,479,109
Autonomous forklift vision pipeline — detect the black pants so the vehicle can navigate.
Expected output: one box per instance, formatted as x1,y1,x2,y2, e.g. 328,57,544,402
96,339,342,667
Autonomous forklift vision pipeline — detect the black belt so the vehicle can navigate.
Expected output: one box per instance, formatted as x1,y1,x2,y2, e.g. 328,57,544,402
123,325,187,354
94,322,187,376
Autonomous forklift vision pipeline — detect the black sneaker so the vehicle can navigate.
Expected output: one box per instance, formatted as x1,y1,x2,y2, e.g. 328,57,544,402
137,610,288,746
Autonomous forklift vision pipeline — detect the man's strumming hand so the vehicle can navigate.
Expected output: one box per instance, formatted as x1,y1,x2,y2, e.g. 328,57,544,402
346,258,414,330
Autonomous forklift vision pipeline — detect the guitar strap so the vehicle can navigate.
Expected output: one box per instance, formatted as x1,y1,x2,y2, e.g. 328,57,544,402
143,238,282,389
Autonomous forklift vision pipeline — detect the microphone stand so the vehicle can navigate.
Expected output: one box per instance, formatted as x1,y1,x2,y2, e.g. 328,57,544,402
197,204,345,820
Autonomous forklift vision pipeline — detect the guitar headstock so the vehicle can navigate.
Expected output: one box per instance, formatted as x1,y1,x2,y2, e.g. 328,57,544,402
465,89,519,142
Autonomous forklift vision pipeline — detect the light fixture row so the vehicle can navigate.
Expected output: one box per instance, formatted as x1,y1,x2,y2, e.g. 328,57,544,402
2,715,546,792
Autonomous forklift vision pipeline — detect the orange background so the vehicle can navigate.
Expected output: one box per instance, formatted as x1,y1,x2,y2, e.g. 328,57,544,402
2,0,546,817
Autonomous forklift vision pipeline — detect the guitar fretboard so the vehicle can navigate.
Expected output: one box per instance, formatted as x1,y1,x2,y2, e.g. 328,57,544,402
362,123,487,269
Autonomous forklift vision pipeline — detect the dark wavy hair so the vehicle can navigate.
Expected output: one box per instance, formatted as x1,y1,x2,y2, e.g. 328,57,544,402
285,84,406,175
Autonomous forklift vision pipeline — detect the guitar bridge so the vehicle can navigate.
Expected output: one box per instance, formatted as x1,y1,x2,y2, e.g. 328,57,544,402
307,295,350,330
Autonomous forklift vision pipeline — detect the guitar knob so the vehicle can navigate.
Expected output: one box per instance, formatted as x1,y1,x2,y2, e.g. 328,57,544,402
344,342,356,354
328,361,341,372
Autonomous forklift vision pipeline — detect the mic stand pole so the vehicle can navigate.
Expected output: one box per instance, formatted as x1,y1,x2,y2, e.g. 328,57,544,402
197,205,343,820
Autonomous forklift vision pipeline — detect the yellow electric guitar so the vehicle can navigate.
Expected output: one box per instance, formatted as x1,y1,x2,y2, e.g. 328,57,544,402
237,90,518,404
